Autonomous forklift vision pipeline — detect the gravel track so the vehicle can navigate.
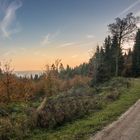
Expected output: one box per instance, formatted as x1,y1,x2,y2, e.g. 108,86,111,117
90,99,140,140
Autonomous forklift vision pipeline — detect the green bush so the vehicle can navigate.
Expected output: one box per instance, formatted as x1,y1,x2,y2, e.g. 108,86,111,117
36,89,99,128
0,118,13,140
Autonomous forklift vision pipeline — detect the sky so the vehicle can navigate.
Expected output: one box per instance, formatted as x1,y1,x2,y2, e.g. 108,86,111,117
0,0,140,71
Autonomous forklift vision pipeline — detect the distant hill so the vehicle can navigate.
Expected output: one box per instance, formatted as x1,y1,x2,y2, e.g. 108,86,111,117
15,70,43,77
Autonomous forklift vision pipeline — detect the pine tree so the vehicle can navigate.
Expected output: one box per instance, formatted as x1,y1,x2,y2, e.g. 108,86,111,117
123,49,133,77
91,45,110,86
110,35,124,76
132,29,140,77
104,36,112,77
110,35,118,76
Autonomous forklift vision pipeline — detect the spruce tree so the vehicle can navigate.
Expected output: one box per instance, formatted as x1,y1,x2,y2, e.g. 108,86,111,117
132,29,140,77
110,35,118,76
104,36,112,77
91,45,110,86
110,35,124,76
123,49,132,77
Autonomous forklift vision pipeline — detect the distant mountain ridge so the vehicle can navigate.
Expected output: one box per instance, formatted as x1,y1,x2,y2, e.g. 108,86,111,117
15,70,43,77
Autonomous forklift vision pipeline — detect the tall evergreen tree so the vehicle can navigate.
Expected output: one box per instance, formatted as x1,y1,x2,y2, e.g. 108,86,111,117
104,36,112,77
110,35,118,76
132,29,140,77
110,35,124,76
91,45,110,86
90,46,100,86
123,49,133,77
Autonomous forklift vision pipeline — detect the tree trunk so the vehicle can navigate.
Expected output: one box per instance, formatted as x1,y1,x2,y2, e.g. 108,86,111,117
115,51,119,77
36,96,47,113
31,96,48,127
115,38,121,77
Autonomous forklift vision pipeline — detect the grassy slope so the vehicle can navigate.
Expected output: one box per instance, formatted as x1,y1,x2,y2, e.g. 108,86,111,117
27,79,140,140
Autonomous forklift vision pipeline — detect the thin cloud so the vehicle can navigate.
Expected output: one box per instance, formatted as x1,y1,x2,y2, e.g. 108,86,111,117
135,11,140,16
135,11,140,27
51,30,60,39
61,42,75,47
34,51,40,56
3,50,17,57
41,34,50,46
72,54,78,58
19,47,26,52
56,40,96,49
0,0,22,38
86,34,95,39
118,0,140,17
41,30,60,46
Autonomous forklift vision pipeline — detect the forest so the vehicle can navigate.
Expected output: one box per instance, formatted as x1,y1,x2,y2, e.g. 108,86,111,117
0,13,140,140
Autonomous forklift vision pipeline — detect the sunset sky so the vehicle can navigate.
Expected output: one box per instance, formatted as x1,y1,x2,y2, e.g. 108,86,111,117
0,0,140,71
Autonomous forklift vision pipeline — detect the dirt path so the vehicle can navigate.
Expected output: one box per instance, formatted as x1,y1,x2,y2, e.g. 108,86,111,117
90,99,140,140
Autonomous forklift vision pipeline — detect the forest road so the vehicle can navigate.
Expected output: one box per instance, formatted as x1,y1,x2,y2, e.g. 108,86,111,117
90,99,140,140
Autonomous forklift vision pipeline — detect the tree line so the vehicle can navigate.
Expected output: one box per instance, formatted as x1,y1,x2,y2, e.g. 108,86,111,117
89,13,140,86
57,13,140,86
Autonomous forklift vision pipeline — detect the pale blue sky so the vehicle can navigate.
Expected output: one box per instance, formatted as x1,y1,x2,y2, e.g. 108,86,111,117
0,0,140,70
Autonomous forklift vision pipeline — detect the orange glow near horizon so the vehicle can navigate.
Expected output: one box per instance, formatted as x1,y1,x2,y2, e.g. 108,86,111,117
1,39,133,71
1,40,96,71
13,58,89,71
